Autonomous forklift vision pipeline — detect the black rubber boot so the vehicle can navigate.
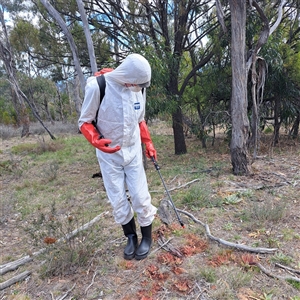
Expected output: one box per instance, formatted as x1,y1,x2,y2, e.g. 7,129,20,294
122,218,138,260
135,224,152,260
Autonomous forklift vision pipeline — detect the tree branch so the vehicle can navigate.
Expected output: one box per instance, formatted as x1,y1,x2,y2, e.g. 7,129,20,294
176,209,277,254
256,263,300,283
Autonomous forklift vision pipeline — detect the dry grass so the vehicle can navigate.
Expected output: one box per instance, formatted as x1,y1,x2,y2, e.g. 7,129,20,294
1,121,300,299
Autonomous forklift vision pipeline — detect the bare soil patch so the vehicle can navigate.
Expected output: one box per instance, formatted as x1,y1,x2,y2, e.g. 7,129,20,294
1,122,300,299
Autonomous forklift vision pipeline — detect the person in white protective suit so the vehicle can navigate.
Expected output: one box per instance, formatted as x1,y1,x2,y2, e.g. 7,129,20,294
78,54,157,260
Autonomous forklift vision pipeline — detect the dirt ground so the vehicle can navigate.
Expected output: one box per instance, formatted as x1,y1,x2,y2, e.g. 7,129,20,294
0,124,300,300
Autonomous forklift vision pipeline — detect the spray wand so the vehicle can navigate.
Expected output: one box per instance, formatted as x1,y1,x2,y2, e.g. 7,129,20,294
151,157,184,228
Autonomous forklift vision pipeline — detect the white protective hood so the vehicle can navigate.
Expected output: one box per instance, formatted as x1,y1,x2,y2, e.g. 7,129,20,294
105,53,151,86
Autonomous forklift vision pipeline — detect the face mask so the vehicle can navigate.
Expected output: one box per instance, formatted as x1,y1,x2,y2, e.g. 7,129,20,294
128,86,142,93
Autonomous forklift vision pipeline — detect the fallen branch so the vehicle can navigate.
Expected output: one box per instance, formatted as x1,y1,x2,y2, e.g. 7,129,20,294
205,224,277,254
55,283,76,300
0,270,31,290
0,211,110,276
167,178,200,192
256,263,300,283
151,237,173,255
176,208,205,226
85,269,98,295
0,256,33,275
176,208,277,254
0,211,109,290
156,235,183,258
150,178,200,194
58,211,110,242
275,263,300,275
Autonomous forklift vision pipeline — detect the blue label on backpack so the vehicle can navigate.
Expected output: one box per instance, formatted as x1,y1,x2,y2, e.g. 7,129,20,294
134,102,140,110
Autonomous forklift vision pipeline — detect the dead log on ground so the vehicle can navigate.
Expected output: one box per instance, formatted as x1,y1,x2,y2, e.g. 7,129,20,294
0,271,31,291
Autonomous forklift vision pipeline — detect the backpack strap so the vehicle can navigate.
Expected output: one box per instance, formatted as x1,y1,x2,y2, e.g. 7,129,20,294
96,75,106,103
93,75,106,126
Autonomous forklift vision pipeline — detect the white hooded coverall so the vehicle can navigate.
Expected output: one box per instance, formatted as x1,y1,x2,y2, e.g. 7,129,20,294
78,54,157,227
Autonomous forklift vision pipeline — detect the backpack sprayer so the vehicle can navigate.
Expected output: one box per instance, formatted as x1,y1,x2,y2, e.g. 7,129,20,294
151,157,185,228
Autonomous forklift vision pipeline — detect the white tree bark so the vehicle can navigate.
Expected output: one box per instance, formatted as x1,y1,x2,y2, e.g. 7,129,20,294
76,0,98,74
229,0,250,175
39,0,86,94
247,0,286,157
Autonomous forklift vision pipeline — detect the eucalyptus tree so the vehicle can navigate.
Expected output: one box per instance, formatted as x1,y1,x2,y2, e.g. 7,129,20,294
226,0,250,175
86,0,221,155
39,0,86,116
34,0,113,116
20,75,58,124
0,4,30,135
261,33,300,144
0,3,55,138
217,0,291,175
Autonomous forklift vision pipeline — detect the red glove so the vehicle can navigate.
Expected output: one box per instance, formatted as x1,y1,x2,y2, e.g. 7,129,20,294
139,120,157,160
80,123,121,153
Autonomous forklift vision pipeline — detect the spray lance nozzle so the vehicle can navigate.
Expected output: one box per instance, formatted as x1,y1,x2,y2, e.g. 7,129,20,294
151,156,184,228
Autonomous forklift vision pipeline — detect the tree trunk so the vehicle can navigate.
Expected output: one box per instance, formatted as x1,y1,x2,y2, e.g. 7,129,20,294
290,112,300,139
273,96,281,145
56,87,65,123
74,76,83,116
169,53,187,155
172,106,187,155
44,98,55,125
196,102,207,148
229,0,250,175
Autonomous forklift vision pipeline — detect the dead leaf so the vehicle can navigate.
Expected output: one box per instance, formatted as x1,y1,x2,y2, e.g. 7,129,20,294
248,230,260,238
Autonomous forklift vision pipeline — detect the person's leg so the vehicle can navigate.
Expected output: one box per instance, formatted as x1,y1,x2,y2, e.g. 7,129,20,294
125,149,157,259
100,158,134,225
98,156,137,259
121,217,138,260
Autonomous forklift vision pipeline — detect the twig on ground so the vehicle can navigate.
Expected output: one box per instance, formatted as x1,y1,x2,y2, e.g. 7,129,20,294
167,178,200,192
150,178,200,194
151,237,173,255
58,211,110,242
55,283,76,300
85,269,98,295
248,296,261,300
157,234,183,257
275,263,300,275
256,263,300,282
176,208,277,254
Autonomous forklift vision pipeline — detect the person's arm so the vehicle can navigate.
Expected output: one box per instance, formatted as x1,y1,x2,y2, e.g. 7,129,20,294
80,123,120,153
139,120,157,160
79,77,120,153
79,77,100,125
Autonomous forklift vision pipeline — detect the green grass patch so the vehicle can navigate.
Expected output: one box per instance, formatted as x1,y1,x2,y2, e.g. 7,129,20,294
11,139,63,155
178,180,222,209
271,252,294,265
237,199,287,227
287,279,300,290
